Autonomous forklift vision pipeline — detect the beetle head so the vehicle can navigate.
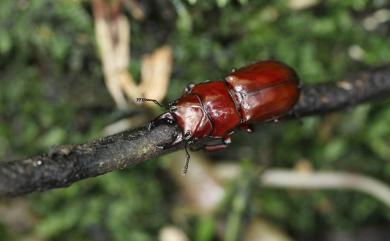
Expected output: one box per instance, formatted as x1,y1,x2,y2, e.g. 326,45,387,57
170,94,213,141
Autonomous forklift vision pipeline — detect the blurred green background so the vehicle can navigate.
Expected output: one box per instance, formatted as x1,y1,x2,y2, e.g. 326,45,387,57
0,0,390,240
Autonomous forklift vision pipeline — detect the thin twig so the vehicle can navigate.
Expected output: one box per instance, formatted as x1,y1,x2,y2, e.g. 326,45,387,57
286,64,390,118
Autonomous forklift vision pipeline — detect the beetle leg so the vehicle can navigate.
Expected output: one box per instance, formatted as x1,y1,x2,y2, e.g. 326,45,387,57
204,144,228,152
184,83,195,94
181,133,195,175
203,135,231,151
240,123,254,133
182,141,191,175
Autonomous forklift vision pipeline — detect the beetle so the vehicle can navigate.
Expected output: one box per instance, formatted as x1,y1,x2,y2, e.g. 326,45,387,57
138,60,300,174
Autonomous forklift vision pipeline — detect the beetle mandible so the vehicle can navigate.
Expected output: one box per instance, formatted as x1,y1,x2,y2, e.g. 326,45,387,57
138,60,300,174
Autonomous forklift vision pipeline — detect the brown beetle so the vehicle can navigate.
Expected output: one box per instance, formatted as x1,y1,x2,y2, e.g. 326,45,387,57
139,60,300,174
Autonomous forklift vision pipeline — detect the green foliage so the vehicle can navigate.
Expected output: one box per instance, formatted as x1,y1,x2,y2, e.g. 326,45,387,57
195,216,216,241
31,169,167,241
0,0,389,240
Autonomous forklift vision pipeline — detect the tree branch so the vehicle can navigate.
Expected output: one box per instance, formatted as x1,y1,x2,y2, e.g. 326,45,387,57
0,124,181,197
0,65,389,197
287,65,390,117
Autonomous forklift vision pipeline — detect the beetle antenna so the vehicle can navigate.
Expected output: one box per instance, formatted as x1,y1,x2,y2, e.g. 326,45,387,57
136,98,165,108
182,142,191,175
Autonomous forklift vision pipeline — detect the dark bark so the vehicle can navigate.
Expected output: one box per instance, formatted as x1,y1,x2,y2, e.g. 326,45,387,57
287,65,390,117
0,124,181,197
0,65,389,197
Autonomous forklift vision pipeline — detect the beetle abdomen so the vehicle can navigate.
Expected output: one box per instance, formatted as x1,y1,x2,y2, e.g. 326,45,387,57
225,60,299,122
